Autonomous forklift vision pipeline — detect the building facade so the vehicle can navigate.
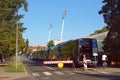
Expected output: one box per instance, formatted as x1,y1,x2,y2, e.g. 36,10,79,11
29,46,46,52
88,31,108,52
53,40,62,45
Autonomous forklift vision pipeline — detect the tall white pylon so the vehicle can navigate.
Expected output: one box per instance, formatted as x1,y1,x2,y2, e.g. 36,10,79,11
60,10,67,42
48,23,52,43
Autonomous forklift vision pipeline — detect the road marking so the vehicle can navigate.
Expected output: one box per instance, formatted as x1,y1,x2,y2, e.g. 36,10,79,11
99,71,110,74
32,73,40,76
54,71,64,75
45,66,55,70
74,70,96,75
74,71,84,74
42,77,50,80
69,72,75,74
43,72,53,76
86,70,97,74
65,71,75,75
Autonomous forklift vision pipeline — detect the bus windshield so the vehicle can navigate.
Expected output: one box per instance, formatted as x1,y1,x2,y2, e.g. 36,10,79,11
80,40,92,53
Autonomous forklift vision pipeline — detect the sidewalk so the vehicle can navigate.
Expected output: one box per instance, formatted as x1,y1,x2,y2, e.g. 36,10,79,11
0,58,35,80
0,67,35,80
88,67,120,75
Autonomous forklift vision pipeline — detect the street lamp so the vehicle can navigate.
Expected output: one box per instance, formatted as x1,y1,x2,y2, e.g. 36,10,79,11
60,10,67,42
15,8,18,69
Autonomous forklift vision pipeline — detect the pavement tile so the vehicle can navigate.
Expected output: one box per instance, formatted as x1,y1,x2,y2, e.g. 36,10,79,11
88,67,120,75
0,66,34,80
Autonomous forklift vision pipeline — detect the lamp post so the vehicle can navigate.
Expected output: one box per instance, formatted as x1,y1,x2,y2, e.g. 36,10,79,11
15,8,18,69
60,10,67,42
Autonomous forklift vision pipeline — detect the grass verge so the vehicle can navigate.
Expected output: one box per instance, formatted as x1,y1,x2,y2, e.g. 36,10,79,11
5,59,25,72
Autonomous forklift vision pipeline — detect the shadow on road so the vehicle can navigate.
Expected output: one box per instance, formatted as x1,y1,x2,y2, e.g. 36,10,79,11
76,71,120,80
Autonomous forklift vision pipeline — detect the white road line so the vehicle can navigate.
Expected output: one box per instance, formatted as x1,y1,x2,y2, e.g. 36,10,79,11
99,71,110,74
69,72,75,75
74,70,94,74
43,72,53,76
54,71,64,75
41,77,50,80
65,71,75,75
74,71,84,74
86,71,97,74
32,73,40,76
45,66,55,70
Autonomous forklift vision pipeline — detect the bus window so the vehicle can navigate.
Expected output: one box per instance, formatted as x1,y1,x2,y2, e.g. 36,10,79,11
80,40,92,53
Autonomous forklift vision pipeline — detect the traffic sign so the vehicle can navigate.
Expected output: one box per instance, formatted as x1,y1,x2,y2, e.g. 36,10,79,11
58,62,64,68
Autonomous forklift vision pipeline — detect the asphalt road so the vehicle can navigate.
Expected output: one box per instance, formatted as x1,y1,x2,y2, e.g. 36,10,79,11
21,56,120,80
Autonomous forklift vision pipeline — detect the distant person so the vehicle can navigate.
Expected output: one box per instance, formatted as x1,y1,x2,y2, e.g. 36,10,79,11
102,54,108,68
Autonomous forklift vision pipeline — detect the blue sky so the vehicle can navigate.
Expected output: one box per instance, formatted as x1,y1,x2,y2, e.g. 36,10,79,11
20,0,106,46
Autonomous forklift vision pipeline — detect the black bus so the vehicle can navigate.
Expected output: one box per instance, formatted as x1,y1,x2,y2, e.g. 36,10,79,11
49,38,98,66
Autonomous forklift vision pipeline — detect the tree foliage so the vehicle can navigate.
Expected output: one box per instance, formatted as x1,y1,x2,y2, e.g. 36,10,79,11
90,26,109,35
47,40,54,58
99,0,120,62
0,0,28,57
47,40,54,48
24,39,29,54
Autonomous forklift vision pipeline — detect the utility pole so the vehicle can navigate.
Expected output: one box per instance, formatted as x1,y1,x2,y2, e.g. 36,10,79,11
60,10,67,42
48,23,52,43
15,6,18,69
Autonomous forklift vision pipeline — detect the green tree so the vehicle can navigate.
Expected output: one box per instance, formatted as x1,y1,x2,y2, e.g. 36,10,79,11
47,40,54,48
90,26,109,35
47,40,54,58
24,39,29,54
0,49,2,54
0,0,28,60
99,0,120,63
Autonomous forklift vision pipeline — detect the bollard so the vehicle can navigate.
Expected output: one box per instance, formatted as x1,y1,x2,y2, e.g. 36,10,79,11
83,55,87,70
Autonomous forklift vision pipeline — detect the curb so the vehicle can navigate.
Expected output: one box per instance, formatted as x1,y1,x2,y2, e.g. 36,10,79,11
0,76,9,80
23,65,28,74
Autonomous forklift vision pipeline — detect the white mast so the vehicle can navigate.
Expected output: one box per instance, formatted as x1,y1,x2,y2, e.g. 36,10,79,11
48,23,52,43
60,10,67,42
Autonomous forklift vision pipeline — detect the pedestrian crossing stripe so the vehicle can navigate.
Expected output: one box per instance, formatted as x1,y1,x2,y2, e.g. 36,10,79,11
32,73,40,76
32,70,110,77
54,71,64,75
43,72,53,76
43,71,75,76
